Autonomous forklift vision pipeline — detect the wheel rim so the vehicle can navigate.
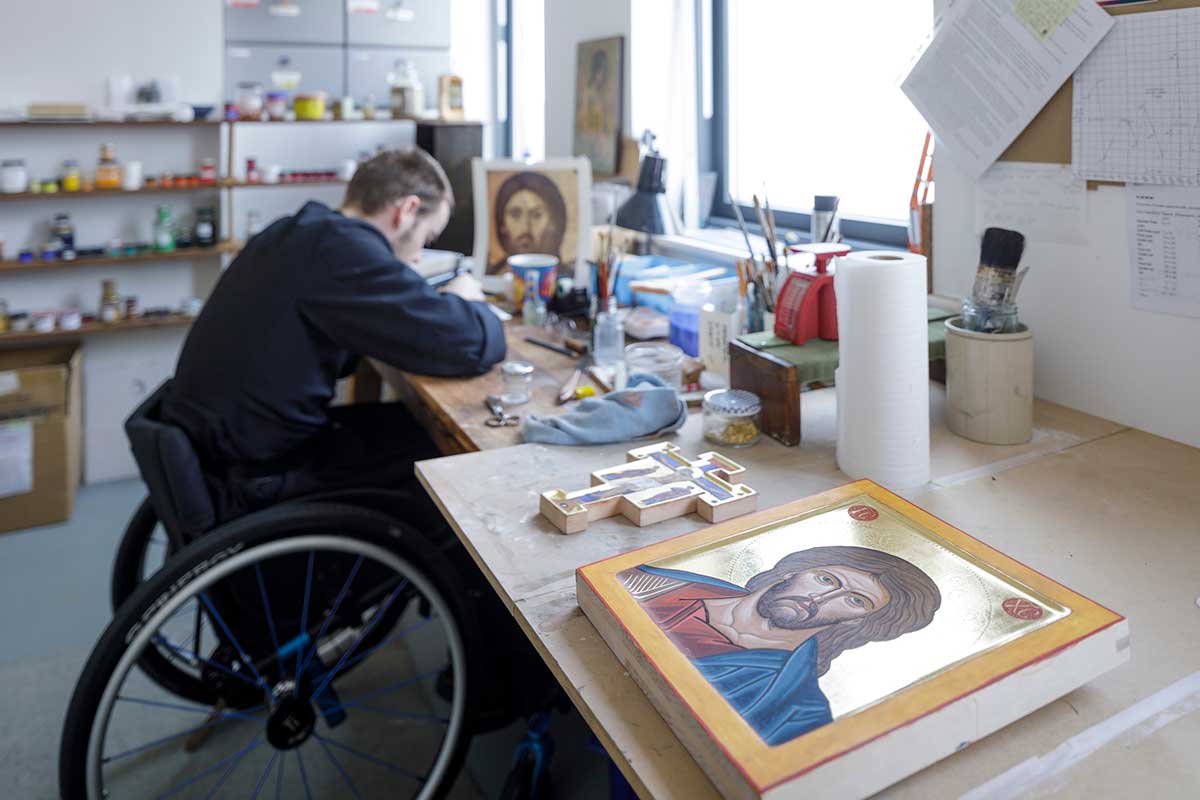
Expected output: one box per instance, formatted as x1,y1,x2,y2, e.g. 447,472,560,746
86,535,468,799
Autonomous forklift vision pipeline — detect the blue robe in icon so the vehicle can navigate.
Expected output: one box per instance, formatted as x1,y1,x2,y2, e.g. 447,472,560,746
637,566,834,746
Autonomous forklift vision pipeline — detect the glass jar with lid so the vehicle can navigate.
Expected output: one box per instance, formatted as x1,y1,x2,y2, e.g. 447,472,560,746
236,82,264,119
95,143,122,190
499,360,535,405
60,160,82,192
99,279,122,324
702,389,763,448
2,159,28,194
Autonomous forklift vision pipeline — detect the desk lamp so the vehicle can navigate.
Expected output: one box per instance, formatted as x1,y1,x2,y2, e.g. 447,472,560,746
615,132,673,236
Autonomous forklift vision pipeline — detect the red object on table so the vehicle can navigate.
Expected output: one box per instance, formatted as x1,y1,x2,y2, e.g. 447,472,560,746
774,242,851,345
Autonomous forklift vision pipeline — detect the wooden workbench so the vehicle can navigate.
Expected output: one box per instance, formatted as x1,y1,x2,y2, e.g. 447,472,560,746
395,360,1200,798
370,325,597,454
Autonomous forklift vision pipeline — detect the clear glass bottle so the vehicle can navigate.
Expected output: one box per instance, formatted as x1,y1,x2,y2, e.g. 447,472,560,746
246,209,263,238
99,279,122,324
153,206,176,253
522,273,547,327
593,296,625,366
95,143,122,190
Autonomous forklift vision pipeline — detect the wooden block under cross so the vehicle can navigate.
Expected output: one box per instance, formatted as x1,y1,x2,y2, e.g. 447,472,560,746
539,442,758,534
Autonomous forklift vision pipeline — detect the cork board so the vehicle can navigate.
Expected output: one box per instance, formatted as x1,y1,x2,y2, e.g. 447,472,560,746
999,0,1200,166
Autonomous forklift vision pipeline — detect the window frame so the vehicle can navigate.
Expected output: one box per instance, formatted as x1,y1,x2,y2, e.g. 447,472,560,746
701,0,909,248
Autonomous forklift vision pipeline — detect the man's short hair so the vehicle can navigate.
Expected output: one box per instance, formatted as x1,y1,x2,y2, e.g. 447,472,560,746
343,147,453,216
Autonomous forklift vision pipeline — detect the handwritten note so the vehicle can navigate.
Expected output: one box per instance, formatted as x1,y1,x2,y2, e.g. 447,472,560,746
976,163,1087,245
1127,185,1200,318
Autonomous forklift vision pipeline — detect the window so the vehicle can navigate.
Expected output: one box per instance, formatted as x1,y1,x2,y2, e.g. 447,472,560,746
715,0,932,238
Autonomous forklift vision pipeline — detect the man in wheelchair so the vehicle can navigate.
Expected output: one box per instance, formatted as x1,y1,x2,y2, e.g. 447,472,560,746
162,146,504,522
60,149,560,799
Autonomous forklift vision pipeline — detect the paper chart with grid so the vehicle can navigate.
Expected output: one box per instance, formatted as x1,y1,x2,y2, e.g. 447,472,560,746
1073,8,1200,185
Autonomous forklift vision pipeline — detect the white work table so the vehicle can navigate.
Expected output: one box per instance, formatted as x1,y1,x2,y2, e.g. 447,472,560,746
413,384,1200,798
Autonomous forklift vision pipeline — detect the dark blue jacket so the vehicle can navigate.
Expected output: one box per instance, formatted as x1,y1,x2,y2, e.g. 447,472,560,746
164,201,505,465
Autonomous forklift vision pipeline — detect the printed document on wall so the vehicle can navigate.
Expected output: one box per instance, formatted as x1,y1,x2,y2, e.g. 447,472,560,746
976,162,1087,244
1127,185,1200,318
1074,9,1200,185
902,0,1113,179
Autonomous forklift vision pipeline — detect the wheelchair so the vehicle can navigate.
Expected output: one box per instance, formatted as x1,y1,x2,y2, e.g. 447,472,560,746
59,381,550,799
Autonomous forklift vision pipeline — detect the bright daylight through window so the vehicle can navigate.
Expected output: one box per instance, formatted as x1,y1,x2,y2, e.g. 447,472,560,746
726,1,933,223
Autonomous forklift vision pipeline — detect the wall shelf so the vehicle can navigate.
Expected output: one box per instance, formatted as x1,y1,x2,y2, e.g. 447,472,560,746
0,241,237,276
228,179,347,189
0,119,222,128
0,314,194,348
0,183,224,202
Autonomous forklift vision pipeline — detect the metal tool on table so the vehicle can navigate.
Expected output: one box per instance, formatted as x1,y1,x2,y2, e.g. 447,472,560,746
484,395,521,427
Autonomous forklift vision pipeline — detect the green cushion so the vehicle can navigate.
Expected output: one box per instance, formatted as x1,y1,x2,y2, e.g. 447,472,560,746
738,306,954,386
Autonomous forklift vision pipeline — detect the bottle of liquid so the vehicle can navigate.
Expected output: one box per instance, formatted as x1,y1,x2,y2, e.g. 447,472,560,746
522,273,547,327
193,207,216,247
593,296,625,366
95,143,123,190
153,206,176,253
99,279,122,324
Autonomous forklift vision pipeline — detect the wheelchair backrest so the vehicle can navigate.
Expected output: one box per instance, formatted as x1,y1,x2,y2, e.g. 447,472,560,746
125,380,217,545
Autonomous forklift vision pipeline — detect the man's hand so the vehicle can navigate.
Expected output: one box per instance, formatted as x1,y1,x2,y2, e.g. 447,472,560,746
442,273,486,302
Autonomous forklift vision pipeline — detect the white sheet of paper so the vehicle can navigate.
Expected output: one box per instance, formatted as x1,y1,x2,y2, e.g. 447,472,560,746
1073,8,1200,185
975,162,1087,244
1127,185,1200,319
0,420,34,500
902,0,1113,179
699,309,734,380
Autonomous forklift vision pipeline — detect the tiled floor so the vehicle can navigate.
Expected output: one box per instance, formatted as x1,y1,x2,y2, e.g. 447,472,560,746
0,479,610,798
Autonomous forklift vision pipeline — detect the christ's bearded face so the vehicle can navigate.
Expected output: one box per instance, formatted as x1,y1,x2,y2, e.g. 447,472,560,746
756,566,891,630
500,189,554,254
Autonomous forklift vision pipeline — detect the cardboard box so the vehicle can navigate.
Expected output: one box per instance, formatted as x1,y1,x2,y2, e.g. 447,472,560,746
0,345,82,533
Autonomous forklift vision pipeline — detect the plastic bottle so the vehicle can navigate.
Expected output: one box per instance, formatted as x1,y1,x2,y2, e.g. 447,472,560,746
593,296,625,366
153,206,176,253
668,281,714,357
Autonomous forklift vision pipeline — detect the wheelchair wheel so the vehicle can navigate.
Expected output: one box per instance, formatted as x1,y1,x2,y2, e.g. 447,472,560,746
61,503,475,800
111,497,174,610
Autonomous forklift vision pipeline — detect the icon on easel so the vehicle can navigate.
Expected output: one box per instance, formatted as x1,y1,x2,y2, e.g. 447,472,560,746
539,442,758,535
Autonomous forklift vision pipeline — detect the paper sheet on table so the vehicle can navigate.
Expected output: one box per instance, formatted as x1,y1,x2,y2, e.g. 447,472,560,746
976,162,1087,244
0,420,34,500
902,0,1113,179
1073,8,1200,185
1127,185,1200,318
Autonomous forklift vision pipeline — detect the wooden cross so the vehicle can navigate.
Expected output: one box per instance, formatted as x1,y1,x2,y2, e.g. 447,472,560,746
539,442,758,535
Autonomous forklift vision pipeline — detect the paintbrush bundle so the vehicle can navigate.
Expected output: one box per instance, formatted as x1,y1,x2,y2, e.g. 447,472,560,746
965,227,1029,333
970,227,1025,307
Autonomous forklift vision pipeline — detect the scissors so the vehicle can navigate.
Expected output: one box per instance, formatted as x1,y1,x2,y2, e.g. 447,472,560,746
484,395,521,427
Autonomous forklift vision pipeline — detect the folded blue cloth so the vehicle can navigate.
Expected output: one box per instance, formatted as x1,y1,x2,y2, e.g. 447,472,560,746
523,373,687,445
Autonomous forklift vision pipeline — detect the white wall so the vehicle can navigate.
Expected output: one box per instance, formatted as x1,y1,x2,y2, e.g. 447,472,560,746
543,0,631,158
934,150,1200,449
0,0,223,111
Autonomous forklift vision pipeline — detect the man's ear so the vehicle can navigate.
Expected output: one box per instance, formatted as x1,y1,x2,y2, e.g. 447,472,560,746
399,194,422,221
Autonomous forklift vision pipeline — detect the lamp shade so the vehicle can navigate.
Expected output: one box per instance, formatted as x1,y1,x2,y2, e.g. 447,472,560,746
615,151,671,235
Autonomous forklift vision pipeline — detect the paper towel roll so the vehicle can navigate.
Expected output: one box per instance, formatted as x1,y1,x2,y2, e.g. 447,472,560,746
834,251,930,489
